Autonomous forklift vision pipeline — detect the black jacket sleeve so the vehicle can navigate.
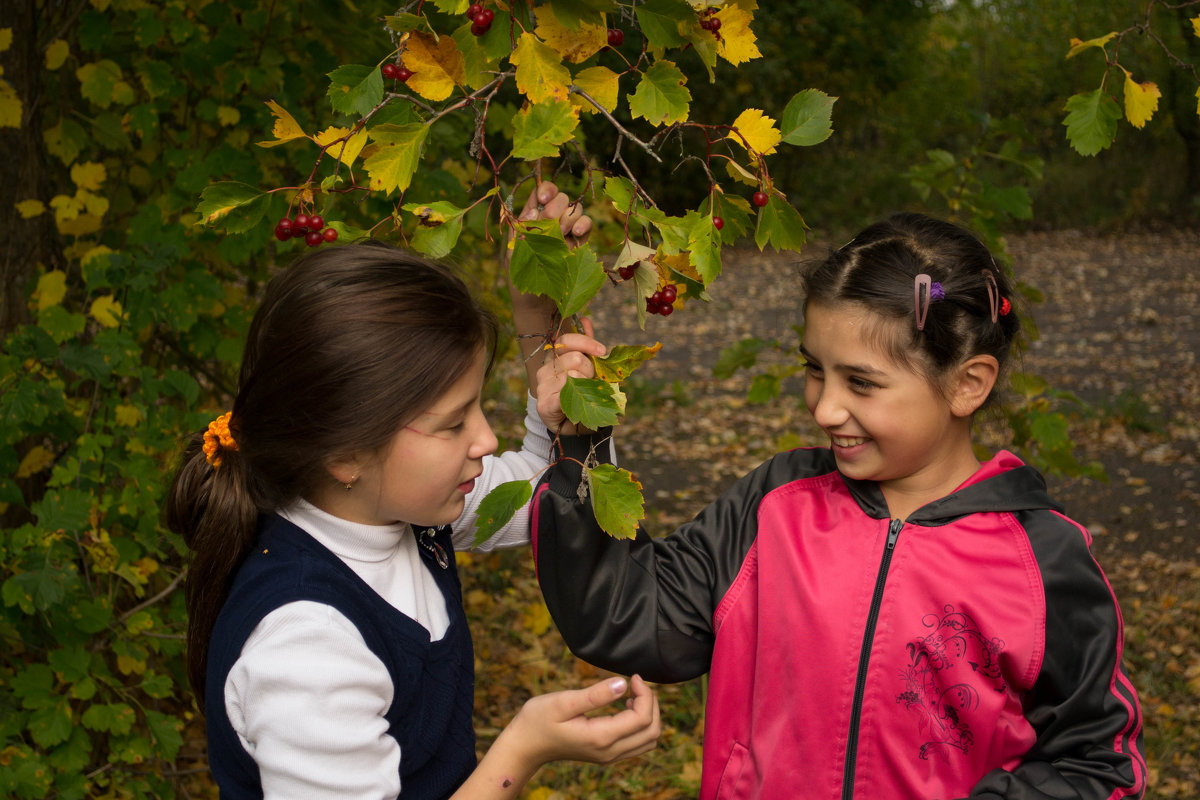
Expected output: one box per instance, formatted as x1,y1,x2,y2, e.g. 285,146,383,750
964,510,1146,799
532,429,774,684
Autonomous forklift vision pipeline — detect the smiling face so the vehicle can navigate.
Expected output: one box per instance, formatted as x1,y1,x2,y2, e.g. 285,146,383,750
319,349,498,528
801,302,986,516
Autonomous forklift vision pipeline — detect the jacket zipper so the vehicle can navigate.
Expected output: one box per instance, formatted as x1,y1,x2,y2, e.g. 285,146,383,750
841,518,903,800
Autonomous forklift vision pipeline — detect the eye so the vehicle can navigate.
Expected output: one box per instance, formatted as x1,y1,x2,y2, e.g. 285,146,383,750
800,359,823,377
849,376,878,392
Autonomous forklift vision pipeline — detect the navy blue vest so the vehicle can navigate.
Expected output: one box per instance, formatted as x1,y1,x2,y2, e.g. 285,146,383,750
204,515,476,799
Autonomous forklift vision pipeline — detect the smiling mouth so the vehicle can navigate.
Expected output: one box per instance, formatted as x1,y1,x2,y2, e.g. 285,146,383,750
831,435,868,448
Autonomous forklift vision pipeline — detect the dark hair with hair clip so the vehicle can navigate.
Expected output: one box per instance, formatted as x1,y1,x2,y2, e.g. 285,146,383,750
166,241,499,705
802,212,1020,403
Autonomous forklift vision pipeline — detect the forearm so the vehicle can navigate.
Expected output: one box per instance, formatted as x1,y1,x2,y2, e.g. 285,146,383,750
449,727,540,800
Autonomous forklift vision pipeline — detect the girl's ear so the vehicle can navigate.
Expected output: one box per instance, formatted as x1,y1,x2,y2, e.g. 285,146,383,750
325,454,361,487
949,354,999,418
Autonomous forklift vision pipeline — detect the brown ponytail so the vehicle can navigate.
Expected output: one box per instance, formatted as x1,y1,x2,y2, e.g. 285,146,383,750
167,241,498,707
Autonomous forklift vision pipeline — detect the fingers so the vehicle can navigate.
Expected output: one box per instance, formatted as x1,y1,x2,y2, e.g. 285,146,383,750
517,180,592,243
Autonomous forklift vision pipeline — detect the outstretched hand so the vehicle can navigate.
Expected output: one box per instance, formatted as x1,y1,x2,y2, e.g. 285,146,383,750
506,674,661,766
536,317,606,436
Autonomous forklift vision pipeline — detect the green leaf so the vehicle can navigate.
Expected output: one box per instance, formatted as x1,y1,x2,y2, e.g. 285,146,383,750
747,373,782,404
403,200,467,259
586,464,644,540
592,343,663,382
550,0,617,30
1062,88,1120,157
326,64,385,118
32,488,91,533
196,181,269,231
365,123,430,195
472,480,534,547
80,703,136,735
635,0,690,49
713,336,770,379
28,696,73,748
37,306,86,344
560,377,625,429
510,221,572,299
511,99,580,160
11,664,54,709
557,246,606,318
780,89,836,146
629,60,691,126
146,710,184,760
687,212,722,284
754,195,808,252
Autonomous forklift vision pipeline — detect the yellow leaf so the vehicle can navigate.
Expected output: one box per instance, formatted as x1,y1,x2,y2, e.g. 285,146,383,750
16,446,55,479
727,108,781,155
0,29,10,52
50,193,82,223
314,125,369,169
522,602,552,636
16,199,45,219
0,79,21,128
535,14,607,63
71,161,106,191
78,189,108,218
1193,15,1200,38
1123,69,1160,129
257,99,307,147
116,655,146,676
1066,32,1116,59
46,39,70,70
217,105,241,127
1195,86,1200,117
525,787,555,800
90,0,111,11
114,404,143,427
571,66,620,114
57,213,102,237
90,295,123,328
716,6,761,66
35,270,68,311
402,32,466,103
511,33,571,103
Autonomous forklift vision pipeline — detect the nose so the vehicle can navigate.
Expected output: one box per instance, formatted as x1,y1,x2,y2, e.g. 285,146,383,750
808,382,849,429
469,411,498,460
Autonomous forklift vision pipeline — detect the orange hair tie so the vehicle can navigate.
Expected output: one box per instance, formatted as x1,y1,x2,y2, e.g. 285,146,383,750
202,411,238,468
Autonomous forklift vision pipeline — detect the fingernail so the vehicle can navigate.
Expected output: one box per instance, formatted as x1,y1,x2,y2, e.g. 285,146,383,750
609,677,628,695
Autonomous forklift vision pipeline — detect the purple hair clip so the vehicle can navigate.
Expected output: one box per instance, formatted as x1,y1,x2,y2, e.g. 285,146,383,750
914,274,944,331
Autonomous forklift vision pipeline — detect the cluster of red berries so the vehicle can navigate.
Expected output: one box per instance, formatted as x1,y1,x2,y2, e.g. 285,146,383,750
646,284,678,317
607,28,624,47
381,63,412,82
699,8,722,36
274,214,338,247
467,3,495,35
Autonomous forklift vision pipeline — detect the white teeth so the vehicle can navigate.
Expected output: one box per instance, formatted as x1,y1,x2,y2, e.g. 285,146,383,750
832,436,867,447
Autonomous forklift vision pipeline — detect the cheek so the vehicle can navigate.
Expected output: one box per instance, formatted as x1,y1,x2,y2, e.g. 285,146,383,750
802,379,819,416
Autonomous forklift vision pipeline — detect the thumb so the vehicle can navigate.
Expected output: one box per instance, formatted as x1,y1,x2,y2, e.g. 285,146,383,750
567,676,629,718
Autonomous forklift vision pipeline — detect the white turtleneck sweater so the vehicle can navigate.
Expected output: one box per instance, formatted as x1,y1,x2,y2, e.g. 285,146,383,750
224,396,554,799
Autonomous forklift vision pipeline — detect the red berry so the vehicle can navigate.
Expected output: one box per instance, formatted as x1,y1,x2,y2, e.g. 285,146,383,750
323,227,339,242
382,63,399,80
274,226,291,242
607,28,624,47
700,19,712,30
712,216,724,230
617,264,636,280
645,298,661,315
277,217,293,230
305,230,323,247
659,302,675,317
467,3,483,17
309,214,324,230
477,8,494,24
752,191,769,207
708,18,721,32
661,284,678,304
395,66,413,82
294,213,310,228
471,20,490,35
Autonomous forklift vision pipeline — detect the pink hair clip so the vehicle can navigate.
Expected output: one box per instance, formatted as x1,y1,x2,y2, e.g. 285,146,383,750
913,273,944,331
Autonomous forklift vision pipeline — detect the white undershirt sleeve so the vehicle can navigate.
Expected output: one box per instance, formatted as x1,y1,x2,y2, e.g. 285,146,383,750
227,601,400,799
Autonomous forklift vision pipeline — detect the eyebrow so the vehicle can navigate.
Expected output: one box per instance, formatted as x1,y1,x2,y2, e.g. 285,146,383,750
421,394,477,419
798,346,888,376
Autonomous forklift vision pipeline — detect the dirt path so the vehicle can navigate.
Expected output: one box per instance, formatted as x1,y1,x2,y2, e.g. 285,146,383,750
582,227,1200,564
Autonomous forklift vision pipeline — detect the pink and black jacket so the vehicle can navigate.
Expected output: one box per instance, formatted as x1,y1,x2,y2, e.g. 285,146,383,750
532,436,1145,800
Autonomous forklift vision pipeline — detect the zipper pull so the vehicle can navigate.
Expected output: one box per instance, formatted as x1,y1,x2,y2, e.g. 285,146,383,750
420,529,450,569
887,518,903,549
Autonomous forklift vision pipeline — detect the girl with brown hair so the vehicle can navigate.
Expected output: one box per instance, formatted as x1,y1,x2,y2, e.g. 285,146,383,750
167,185,659,799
